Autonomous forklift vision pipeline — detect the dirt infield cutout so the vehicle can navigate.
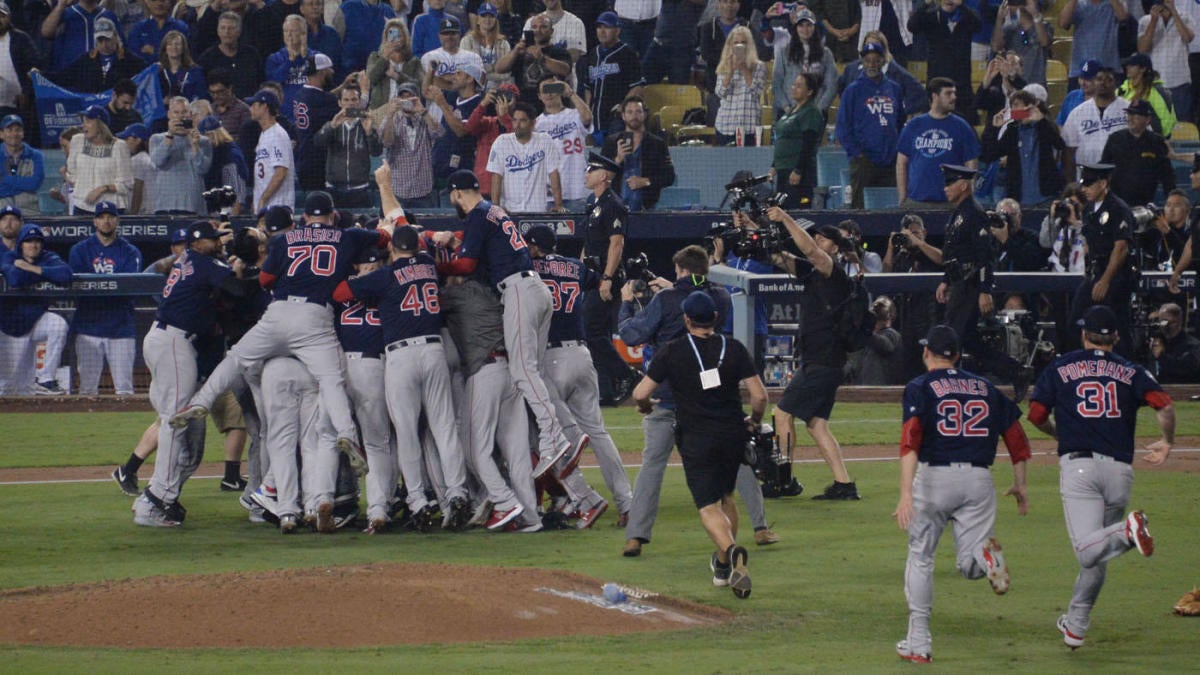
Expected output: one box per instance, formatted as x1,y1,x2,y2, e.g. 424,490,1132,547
0,563,730,649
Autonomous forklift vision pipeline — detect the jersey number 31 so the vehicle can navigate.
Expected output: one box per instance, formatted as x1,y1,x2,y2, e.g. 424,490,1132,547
1076,381,1121,418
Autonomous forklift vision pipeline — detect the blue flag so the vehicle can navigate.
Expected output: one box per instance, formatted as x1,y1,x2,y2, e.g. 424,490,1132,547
33,64,167,147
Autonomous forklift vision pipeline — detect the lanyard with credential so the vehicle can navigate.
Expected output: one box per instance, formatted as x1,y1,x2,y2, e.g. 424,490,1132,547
688,333,725,390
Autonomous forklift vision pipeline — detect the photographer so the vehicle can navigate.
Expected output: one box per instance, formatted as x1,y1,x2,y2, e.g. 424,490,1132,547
883,213,943,380
1039,185,1086,273
838,219,881,275
314,86,383,209
148,97,213,215
710,208,776,372
991,199,1046,272
1148,303,1200,383
847,296,903,385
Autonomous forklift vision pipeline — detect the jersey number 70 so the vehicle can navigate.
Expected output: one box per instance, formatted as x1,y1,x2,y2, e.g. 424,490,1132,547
287,245,337,277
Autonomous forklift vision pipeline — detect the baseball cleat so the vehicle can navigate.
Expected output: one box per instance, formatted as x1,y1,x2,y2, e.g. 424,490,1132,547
169,405,208,429
132,493,182,528
982,537,1010,595
615,510,629,528
555,434,590,480
112,466,140,497
622,538,642,557
316,502,335,533
249,485,279,516
279,514,299,534
485,504,525,531
336,437,368,476
754,528,780,546
812,481,861,500
1125,510,1154,557
332,505,359,530
1057,614,1084,649
576,498,608,529
220,477,247,492
411,504,438,533
34,379,65,396
895,639,932,664
728,545,751,599
506,518,544,533
364,518,388,535
467,499,494,528
442,496,471,531
710,552,731,587
532,443,571,479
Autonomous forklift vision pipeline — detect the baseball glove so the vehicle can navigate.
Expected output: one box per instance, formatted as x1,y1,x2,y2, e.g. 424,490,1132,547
1173,588,1200,616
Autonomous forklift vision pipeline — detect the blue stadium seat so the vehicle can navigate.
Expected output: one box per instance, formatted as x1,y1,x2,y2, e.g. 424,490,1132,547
817,150,849,189
655,186,701,210
38,192,65,215
862,187,898,210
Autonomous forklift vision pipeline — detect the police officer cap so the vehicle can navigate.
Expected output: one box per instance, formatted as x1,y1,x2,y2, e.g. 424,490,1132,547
0,204,22,220
447,169,480,191
263,205,295,233
392,225,421,251
1077,305,1118,335
941,163,978,185
187,220,221,242
523,224,557,251
920,324,960,357
1078,163,1115,186
304,190,335,216
586,152,621,174
682,290,718,326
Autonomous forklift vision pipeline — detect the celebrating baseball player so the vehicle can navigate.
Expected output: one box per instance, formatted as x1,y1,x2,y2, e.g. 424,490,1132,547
1027,305,1174,650
893,325,1031,664
258,355,330,533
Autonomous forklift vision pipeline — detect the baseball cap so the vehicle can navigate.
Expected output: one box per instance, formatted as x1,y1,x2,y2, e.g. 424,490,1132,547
1078,59,1105,80
197,115,222,133
523,224,556,251
17,223,45,243
308,52,334,75
0,204,23,220
793,8,817,24
187,220,221,242
397,82,421,98
681,291,718,326
94,17,116,39
263,205,295,233
586,152,621,174
244,89,280,108
355,247,383,264
82,105,110,126
93,201,119,216
116,122,150,140
1123,52,1152,70
0,114,22,129
457,61,485,87
169,226,189,244
1078,163,1115,186
1077,305,1118,335
304,190,335,216
447,169,480,191
860,42,886,58
920,325,961,358
439,15,461,33
0,3,11,16
596,11,620,27
1125,99,1153,117
391,225,421,251
941,163,978,185
477,2,498,17
1022,83,1047,103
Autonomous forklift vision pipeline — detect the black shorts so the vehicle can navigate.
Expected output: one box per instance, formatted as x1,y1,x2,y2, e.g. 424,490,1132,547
777,362,843,423
678,431,744,509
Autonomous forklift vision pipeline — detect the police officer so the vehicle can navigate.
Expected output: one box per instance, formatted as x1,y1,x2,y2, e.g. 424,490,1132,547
580,152,639,405
934,163,1027,400
1072,163,1135,356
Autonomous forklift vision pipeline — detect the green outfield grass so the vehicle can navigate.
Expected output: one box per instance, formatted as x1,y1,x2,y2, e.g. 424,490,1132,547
0,406,1197,672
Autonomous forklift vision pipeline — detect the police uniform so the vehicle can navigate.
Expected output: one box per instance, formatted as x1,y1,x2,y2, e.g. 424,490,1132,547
1072,164,1135,355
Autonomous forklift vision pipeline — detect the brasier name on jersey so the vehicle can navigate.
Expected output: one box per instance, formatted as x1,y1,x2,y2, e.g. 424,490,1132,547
285,228,344,244
1055,359,1136,385
393,262,438,284
928,376,989,397
505,149,547,173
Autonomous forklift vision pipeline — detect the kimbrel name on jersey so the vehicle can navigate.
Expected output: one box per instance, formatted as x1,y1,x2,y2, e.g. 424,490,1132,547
393,262,438,284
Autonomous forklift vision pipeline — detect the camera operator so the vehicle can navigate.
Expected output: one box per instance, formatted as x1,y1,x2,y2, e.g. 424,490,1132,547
884,213,943,380
1072,163,1135,355
935,164,1029,400
1039,185,1086,273
991,199,1046,272
847,296,903,385
838,219,882,275
1153,190,1194,275
314,86,383,209
710,209,776,372
1168,155,1200,296
1148,302,1200,383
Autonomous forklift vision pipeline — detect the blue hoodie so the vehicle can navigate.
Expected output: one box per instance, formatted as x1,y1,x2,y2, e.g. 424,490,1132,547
411,8,448,59
1,225,73,337
836,71,906,166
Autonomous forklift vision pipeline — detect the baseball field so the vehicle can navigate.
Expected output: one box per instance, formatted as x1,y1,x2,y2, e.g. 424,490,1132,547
1,401,1197,672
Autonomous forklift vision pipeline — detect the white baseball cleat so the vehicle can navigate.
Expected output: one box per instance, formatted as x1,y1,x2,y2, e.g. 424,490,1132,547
1057,614,1084,649
982,537,1010,595
337,437,368,476
896,639,932,664
1125,511,1154,557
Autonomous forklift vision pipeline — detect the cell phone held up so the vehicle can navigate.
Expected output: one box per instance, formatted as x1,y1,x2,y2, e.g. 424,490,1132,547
523,30,535,45
543,82,566,97
1009,108,1030,121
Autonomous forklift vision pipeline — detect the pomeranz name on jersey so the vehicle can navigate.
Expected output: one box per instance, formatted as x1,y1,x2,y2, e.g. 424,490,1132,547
1054,359,1137,385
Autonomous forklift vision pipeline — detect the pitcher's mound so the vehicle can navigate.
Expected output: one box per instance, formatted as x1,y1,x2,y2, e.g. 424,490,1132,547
0,562,731,648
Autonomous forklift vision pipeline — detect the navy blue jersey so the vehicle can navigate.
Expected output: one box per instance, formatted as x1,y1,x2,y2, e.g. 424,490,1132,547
156,250,234,335
455,200,533,287
292,85,339,180
335,300,384,357
262,226,384,303
347,252,443,344
901,367,1024,466
0,249,72,337
533,253,598,343
432,93,482,180
68,235,143,338
1029,348,1170,463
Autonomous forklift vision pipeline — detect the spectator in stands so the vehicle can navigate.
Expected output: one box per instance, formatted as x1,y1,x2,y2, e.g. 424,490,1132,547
487,0,526,47
809,0,861,63
41,0,124,70
1039,184,1086,272
47,126,79,208
992,0,1053,86
422,15,485,90
50,17,145,93
206,67,250,133
462,3,512,87
67,105,132,214
1148,302,1200,381
1056,57,1100,125
907,0,982,125
301,0,342,79
522,0,585,72
102,79,143,135
583,11,643,143
642,0,705,84
858,0,914,66
695,0,754,127
127,0,188,62
148,95,212,213
0,115,44,215
1101,98,1174,206
367,18,421,110
116,123,153,213
247,88,295,211
464,83,516,197
836,31,926,117
1061,64,1127,179
266,15,316,118
200,115,249,213
380,83,443,206
412,0,455,58
981,88,1064,206
156,29,206,100
495,13,572,109
849,295,903,385
837,42,905,210
236,80,294,193
1138,1,1195,121
536,75,592,211
197,11,263,98
0,3,40,121
190,0,238,56
601,95,675,210
0,223,72,396
976,50,1027,134
990,197,1046,271
292,52,339,190
616,0,658,58
313,86,380,207
1158,189,1193,265
1118,52,1176,136
713,25,766,146
425,61,483,203
339,0,395,73
766,8,837,122
67,202,142,395
1059,0,1125,85
252,0,301,58
487,100,564,212
770,72,823,209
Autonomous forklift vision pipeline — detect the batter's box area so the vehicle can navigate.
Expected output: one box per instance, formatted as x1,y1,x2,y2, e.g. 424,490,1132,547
0,562,730,648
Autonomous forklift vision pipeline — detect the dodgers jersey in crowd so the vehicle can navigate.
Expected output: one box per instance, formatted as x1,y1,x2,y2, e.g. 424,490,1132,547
68,234,143,338
901,368,1029,466
536,108,592,201
897,113,980,202
486,131,562,213
439,200,534,287
1061,97,1129,169
156,250,234,335
344,252,443,343
253,123,296,210
532,253,598,342
1028,349,1172,463
260,226,386,304
420,48,483,81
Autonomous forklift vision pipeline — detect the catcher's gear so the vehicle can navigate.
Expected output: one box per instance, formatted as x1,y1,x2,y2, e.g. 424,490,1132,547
1174,588,1200,616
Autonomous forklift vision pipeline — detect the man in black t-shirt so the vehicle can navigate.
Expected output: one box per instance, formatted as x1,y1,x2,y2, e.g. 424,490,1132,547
494,12,573,111
633,290,766,600
765,206,860,501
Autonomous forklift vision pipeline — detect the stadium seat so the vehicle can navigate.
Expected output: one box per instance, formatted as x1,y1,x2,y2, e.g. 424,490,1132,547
1051,38,1073,65
1046,59,1068,83
907,60,927,83
655,186,701,209
642,84,702,115
817,150,849,188
1046,80,1068,109
863,187,898,210
676,125,716,145
971,60,989,85
38,192,65,215
656,105,685,139
1173,121,1199,141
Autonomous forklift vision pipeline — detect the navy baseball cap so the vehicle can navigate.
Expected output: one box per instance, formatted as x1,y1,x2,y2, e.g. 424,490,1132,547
391,225,421,251
920,325,960,357
439,15,460,33
170,226,189,244
1122,52,1152,71
477,2,498,17
197,115,222,133
93,201,119,216
0,2,10,16
523,224,557,251
596,11,620,27
263,205,295,233
941,163,978,185
0,204,22,220
0,114,22,129
1077,305,1118,335
82,105,110,126
1125,99,1152,117
793,8,817,24
1078,59,1106,80
304,190,335,216
682,291,717,326
244,90,280,108
17,223,45,243
586,152,621,174
355,246,383,264
1078,163,1115,186
447,169,480,191
116,122,150,140
397,82,421,98
187,220,221,242
860,42,886,58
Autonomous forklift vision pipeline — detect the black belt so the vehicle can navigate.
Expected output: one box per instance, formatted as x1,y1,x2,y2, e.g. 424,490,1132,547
1064,451,1129,464
154,320,196,341
925,461,989,468
385,335,441,352
497,270,537,291
621,16,657,26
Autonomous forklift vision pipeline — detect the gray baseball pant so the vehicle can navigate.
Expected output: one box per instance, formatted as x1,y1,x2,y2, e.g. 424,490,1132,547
499,272,568,459
461,358,537,515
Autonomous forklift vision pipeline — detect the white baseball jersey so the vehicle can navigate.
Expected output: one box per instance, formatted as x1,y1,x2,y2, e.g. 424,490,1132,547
536,108,592,202
1138,14,1193,87
1061,97,1129,169
131,152,156,214
420,47,484,80
253,122,295,210
486,131,562,213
